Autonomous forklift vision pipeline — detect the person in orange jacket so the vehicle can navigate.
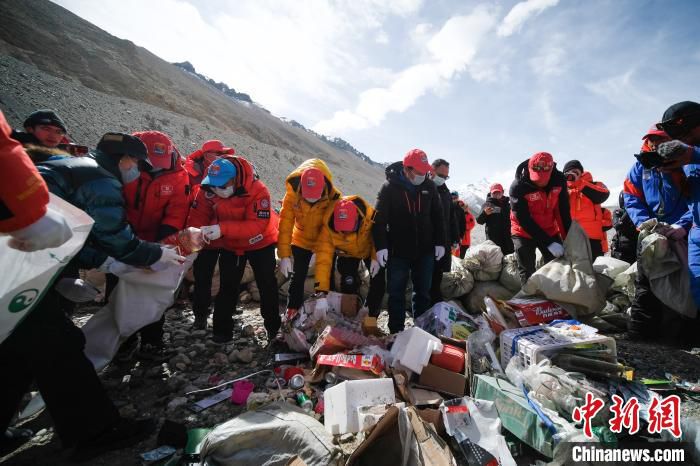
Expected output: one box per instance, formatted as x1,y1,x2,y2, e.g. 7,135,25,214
185,139,235,187
601,207,613,254
278,159,341,313
187,158,279,343
562,160,610,259
314,196,385,317
457,200,476,258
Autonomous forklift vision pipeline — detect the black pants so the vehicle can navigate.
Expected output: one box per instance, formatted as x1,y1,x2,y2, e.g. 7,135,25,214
628,271,665,338
336,256,386,316
194,245,280,338
106,273,165,346
429,251,451,305
512,236,556,285
287,245,314,310
459,245,469,259
0,291,119,447
589,239,604,261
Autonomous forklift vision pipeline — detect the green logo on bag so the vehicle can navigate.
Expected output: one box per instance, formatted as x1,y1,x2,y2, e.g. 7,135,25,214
8,289,39,313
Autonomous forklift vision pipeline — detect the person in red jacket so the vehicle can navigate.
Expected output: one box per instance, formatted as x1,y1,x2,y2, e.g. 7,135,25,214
510,152,572,285
563,160,610,259
457,200,476,258
185,139,235,187
187,158,279,343
115,131,191,355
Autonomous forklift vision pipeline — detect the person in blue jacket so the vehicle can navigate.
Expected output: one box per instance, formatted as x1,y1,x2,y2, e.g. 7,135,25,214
622,125,691,340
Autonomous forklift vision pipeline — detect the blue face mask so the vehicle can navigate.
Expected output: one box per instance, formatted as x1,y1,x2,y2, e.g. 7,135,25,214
120,165,140,184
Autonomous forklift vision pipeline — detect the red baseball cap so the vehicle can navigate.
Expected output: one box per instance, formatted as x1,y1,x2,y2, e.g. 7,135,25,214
333,198,358,232
489,183,504,194
528,152,554,183
133,130,174,170
642,125,669,140
300,168,325,199
201,139,235,155
403,149,432,175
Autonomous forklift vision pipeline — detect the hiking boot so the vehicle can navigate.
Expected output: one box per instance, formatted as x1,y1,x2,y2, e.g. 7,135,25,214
192,316,207,330
70,417,156,463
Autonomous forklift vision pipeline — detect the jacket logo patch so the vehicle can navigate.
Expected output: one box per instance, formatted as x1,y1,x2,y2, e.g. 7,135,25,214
153,143,167,155
249,233,264,244
160,185,173,195
260,198,270,209
257,209,270,219
525,192,542,202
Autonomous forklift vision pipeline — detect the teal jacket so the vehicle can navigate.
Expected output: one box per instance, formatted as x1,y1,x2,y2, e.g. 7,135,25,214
37,150,162,269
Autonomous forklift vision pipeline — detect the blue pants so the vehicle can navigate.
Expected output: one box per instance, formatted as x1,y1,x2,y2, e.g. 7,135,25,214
687,226,700,307
387,253,434,333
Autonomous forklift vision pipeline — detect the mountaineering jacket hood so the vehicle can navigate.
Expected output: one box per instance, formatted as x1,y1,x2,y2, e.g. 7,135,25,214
509,159,572,247
123,158,190,242
36,155,162,268
567,171,610,242
476,193,512,252
186,156,278,255
314,195,376,292
277,158,341,258
372,161,445,260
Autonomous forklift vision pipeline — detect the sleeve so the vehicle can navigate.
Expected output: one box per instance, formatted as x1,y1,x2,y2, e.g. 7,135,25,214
186,188,214,229
580,180,610,205
476,209,488,225
219,184,272,242
371,183,391,251
277,187,296,258
509,183,555,246
602,208,613,232
161,175,190,232
622,164,651,227
450,204,460,244
556,179,572,239
81,180,162,267
430,185,445,247
0,114,49,232
674,209,693,230
313,225,334,292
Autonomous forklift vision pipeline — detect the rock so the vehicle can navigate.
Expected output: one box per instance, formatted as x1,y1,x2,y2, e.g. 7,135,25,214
167,375,186,391
167,397,188,411
175,363,187,371
242,324,255,337
182,384,199,394
147,366,163,378
237,348,254,363
192,330,207,338
191,343,207,352
170,354,191,367
188,351,197,358
119,404,138,418
212,352,229,366
228,349,240,363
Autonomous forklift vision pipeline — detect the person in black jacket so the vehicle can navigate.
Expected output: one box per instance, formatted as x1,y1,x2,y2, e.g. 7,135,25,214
453,191,467,243
476,183,514,254
373,149,445,333
510,152,572,285
611,192,639,265
429,159,459,305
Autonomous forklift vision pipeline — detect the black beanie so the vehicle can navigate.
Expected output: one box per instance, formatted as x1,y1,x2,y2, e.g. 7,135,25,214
563,160,583,173
662,101,700,123
23,109,67,133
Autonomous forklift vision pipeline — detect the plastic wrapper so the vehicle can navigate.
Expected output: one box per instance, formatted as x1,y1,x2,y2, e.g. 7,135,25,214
161,226,205,256
414,301,480,339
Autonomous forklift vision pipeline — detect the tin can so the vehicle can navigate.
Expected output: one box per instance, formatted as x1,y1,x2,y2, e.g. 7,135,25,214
324,372,337,384
296,392,313,411
265,376,286,389
288,374,305,390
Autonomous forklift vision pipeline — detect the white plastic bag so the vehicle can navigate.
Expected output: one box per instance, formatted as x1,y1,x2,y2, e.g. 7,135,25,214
592,256,630,280
0,194,93,344
440,256,475,299
464,240,504,281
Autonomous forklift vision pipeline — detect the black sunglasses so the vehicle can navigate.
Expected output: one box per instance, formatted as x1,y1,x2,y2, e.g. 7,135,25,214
657,112,700,139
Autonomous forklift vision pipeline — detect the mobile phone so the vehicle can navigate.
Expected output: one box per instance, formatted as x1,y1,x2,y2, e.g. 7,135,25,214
634,151,665,169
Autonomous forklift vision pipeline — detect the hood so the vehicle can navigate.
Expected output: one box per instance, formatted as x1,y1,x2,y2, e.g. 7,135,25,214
385,161,421,191
327,195,371,232
286,158,340,200
92,148,122,181
515,158,564,190
202,155,257,195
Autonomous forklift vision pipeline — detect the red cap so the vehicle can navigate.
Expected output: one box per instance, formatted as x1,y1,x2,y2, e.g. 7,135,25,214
300,168,325,199
403,149,432,175
133,131,174,170
201,139,235,155
334,198,358,232
489,183,504,193
528,152,554,183
642,125,668,140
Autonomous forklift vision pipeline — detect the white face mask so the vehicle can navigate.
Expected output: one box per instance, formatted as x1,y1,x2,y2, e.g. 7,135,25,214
410,174,426,186
433,176,446,186
304,197,320,203
213,185,234,198
119,165,140,184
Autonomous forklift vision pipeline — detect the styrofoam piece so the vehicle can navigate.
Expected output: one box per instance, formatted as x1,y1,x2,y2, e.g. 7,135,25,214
324,379,396,435
390,326,443,374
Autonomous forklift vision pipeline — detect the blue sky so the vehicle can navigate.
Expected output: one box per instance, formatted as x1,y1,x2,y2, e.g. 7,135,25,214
55,0,700,196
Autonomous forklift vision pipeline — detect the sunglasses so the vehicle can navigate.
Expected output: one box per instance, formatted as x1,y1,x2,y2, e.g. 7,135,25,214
657,112,700,139
531,163,553,172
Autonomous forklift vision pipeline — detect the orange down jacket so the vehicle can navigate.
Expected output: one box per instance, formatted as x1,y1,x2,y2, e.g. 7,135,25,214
186,156,278,254
277,159,341,257
567,171,610,243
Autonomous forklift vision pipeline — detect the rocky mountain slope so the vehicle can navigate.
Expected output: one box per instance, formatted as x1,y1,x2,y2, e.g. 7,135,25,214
0,0,385,201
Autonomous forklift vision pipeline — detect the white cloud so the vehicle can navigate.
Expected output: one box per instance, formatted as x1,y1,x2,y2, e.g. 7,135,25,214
497,0,560,37
585,69,658,110
375,30,389,44
530,43,566,76
314,5,498,134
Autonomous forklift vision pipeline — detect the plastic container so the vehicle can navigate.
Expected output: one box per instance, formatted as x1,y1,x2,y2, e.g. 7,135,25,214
323,379,395,435
230,380,255,405
390,327,443,374
500,322,616,368
430,344,466,373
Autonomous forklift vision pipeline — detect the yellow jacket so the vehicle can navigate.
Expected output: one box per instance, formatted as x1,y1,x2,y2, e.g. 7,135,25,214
314,195,376,292
278,158,341,258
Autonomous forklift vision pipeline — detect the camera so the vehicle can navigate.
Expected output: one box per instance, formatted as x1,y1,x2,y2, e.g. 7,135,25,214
634,151,665,169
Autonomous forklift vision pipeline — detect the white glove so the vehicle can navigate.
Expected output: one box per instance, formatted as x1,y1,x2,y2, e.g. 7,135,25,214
201,224,221,241
666,224,687,241
369,259,381,278
151,246,186,271
435,245,445,261
315,296,328,314
54,278,100,303
376,249,388,267
279,257,293,278
309,253,316,268
8,209,73,252
547,242,565,258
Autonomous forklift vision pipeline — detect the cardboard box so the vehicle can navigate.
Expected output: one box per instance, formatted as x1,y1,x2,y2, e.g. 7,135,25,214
417,337,470,397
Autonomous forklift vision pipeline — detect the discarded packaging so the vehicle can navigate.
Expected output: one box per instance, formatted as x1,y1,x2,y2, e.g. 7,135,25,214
288,374,306,390
274,353,310,364
415,301,479,339
324,379,396,435
140,445,177,463
316,353,385,375
390,326,443,374
296,392,314,411
231,380,255,405
310,326,378,360
190,388,233,412
505,297,570,327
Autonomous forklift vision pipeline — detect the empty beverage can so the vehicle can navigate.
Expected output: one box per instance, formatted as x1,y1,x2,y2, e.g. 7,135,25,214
296,392,313,411
288,374,305,390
